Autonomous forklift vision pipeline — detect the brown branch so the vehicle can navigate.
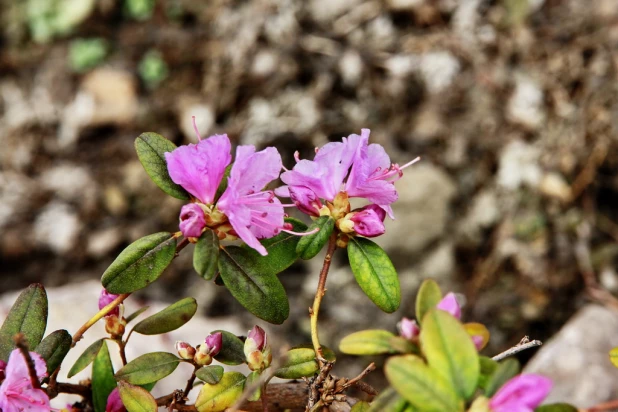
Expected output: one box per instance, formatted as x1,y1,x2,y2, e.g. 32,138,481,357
492,336,542,362
13,333,40,389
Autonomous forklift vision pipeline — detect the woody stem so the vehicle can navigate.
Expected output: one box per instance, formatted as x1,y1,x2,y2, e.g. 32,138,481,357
310,233,338,367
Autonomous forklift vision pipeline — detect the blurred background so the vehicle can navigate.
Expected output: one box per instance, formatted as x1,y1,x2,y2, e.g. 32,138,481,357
1,0,618,406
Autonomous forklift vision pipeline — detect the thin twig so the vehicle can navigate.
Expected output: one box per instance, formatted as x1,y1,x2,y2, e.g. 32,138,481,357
71,293,131,347
13,333,40,389
583,398,618,412
182,366,198,398
492,336,542,361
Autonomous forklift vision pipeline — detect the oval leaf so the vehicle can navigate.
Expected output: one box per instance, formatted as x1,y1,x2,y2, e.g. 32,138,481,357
296,216,334,260
484,358,520,397
274,346,336,379
245,370,261,402
196,365,225,384
535,404,578,412
68,338,106,378
212,331,247,366
385,355,462,412
118,381,158,412
478,356,499,390
368,387,413,412
101,232,177,294
194,230,220,280
415,279,442,326
347,237,400,313
218,246,289,324
420,309,480,400
125,307,150,324
135,132,189,200
115,352,180,385
240,217,308,276
351,401,371,412
195,371,246,412
92,341,117,412
0,284,48,361
132,297,197,335
35,329,72,374
339,330,415,355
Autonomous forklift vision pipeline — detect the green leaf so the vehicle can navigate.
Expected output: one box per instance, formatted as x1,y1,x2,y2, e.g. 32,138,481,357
368,387,414,412
239,217,308,276
135,132,189,200
484,358,520,397
212,331,247,366
35,329,72,374
535,404,578,412
218,246,289,324
351,401,371,412
420,309,480,400
194,229,220,280
0,284,48,361
68,338,106,378
118,380,158,412
477,356,498,390
115,352,180,385
274,346,336,379
92,341,117,412
347,237,400,313
196,365,225,384
101,232,177,294
125,307,150,324
415,279,442,326
245,370,261,401
195,371,246,412
132,297,197,335
385,355,462,412
296,216,334,260
339,330,415,355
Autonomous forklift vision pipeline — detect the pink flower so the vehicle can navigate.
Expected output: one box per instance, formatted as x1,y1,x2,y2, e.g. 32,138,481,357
397,317,420,340
278,129,419,220
99,289,120,317
350,204,386,237
489,374,552,412
194,332,223,366
436,292,461,319
106,387,126,412
179,203,206,238
217,146,285,256
0,349,49,412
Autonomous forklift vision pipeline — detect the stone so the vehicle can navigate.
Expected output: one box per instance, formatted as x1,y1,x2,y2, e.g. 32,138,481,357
0,172,36,231
39,163,97,209
376,163,457,254
87,227,123,258
457,189,500,245
507,75,545,130
524,305,618,407
497,140,542,190
33,201,81,254
419,51,461,94
539,172,572,202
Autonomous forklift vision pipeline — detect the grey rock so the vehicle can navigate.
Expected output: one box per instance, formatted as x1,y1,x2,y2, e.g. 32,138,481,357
524,305,618,407
34,201,81,254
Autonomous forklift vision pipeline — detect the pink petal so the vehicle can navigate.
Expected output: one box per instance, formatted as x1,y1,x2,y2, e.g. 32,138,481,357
106,387,126,412
490,375,552,410
165,134,231,204
179,203,206,238
229,146,282,195
350,204,386,237
280,160,334,200
436,293,461,320
397,317,419,340
99,289,120,317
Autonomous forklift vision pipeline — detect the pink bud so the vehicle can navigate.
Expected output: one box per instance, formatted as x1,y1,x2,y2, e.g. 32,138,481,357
471,335,484,350
289,186,322,217
489,374,552,412
397,317,420,340
179,203,206,238
99,289,120,317
175,341,196,360
106,387,126,412
350,204,386,237
247,326,266,351
0,359,6,382
204,332,223,357
436,293,461,320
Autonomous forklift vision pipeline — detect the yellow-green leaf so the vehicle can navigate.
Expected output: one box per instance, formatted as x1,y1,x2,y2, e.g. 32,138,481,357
368,387,415,412
339,329,415,355
68,338,106,378
195,371,246,412
385,355,462,412
196,365,224,384
118,380,158,412
274,346,336,379
420,309,480,400
132,297,197,335
610,347,618,368
415,279,442,326
351,401,371,412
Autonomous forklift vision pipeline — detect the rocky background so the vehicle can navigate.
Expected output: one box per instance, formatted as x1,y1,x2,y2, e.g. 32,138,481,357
2,0,618,406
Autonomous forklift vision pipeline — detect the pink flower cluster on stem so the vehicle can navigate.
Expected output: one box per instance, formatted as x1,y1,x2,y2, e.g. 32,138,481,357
0,349,49,412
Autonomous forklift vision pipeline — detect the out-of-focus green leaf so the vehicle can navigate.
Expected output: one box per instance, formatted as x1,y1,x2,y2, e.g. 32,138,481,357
484,358,520,397
415,279,442,326
115,352,180,385
348,237,400,313
0,284,48,361
339,330,415,355
195,371,246,412
101,232,176,294
351,401,371,412
535,405,578,412
477,356,498,390
245,370,261,402
368,387,415,412
132,297,197,335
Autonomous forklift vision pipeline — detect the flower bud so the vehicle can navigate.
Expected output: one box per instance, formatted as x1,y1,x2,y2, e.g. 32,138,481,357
0,359,6,382
349,205,386,237
179,203,206,239
244,326,271,371
175,341,196,360
397,317,419,340
99,289,120,317
105,315,126,338
436,292,461,320
106,387,127,412
289,186,322,217
194,332,222,366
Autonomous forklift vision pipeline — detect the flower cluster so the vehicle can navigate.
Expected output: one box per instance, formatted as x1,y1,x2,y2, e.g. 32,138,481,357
0,349,49,412
166,121,418,255
175,332,223,366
